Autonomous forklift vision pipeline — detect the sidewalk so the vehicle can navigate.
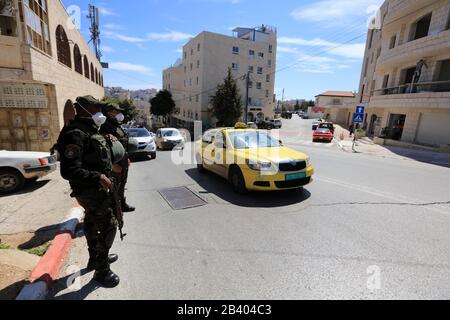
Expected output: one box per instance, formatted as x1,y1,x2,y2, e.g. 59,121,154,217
0,170,76,300
338,137,450,168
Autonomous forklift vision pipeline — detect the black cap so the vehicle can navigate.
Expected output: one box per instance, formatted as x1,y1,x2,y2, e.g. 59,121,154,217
103,102,124,113
76,95,107,109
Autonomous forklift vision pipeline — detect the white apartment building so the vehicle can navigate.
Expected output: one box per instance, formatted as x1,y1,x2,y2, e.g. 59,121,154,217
163,26,277,129
0,0,104,151
358,0,450,148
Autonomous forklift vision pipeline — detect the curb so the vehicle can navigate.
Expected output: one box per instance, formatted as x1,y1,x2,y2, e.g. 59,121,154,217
16,205,84,300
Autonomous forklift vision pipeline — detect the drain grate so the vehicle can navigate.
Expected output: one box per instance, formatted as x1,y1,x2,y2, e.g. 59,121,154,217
158,186,207,210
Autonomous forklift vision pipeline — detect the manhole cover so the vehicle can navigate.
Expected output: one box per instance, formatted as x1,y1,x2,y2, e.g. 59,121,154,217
158,187,207,210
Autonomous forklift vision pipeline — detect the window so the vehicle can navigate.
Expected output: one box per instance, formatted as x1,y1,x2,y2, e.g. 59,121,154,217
248,97,252,105
197,60,200,68
196,95,199,102
332,99,342,105
382,74,390,88
389,35,397,49
73,45,82,74
258,52,264,59
377,47,382,58
232,63,239,70
184,51,187,59
360,85,365,103
257,67,263,74
196,76,199,85
363,57,369,77
248,66,254,73
84,56,89,79
56,25,71,68
184,65,187,73
21,0,51,54
368,30,374,49
189,78,192,86
256,82,262,90
95,69,98,84
0,11,18,37
249,49,255,56
266,74,270,82
90,63,95,82
266,90,269,98
269,45,273,53
410,13,432,41
190,63,193,71
248,81,253,89
191,48,194,55
268,60,272,68
233,46,239,55
197,43,201,52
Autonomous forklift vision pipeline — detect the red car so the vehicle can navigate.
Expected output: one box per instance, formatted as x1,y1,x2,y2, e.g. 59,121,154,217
313,128,334,143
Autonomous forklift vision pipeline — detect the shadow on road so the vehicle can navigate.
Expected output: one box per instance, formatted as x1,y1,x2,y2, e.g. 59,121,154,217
383,146,450,168
48,268,100,300
185,168,311,208
0,180,50,198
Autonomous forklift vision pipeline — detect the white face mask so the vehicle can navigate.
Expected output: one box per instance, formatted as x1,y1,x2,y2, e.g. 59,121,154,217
92,112,107,127
78,104,107,127
115,113,125,123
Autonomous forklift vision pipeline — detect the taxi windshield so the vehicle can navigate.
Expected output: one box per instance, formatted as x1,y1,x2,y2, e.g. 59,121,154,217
162,130,179,137
228,131,281,149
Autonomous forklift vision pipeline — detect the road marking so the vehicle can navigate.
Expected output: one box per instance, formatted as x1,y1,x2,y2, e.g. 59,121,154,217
316,176,450,216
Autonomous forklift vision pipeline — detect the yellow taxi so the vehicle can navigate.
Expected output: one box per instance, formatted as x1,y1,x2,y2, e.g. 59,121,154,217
195,123,314,193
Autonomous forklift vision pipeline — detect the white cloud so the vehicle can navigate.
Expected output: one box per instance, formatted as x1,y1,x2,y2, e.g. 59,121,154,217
104,23,125,31
146,31,194,42
98,7,118,17
101,45,115,53
103,30,193,43
278,37,366,59
291,0,383,25
109,62,153,74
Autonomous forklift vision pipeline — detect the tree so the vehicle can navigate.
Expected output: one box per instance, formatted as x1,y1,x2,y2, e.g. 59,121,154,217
308,100,315,107
150,90,176,117
210,68,242,127
294,100,301,111
102,96,139,123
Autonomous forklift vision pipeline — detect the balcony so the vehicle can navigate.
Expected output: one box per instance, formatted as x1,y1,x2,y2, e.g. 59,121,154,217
377,30,450,71
370,80,450,109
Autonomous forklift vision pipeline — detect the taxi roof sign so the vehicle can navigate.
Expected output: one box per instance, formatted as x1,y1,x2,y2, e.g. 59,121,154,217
234,122,248,129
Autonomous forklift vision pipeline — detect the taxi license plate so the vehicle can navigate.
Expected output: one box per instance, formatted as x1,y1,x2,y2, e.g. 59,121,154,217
286,173,306,181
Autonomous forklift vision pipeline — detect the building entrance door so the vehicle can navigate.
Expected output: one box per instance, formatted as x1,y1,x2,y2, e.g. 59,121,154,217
387,114,406,140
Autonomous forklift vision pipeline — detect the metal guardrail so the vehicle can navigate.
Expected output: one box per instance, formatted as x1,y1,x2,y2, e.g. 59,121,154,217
373,80,450,96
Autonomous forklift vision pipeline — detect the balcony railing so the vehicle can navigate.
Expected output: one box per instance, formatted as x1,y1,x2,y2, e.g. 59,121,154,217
373,80,450,96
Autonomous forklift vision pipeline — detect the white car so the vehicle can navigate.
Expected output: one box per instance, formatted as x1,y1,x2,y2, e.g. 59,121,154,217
127,128,157,159
156,128,185,150
0,151,57,194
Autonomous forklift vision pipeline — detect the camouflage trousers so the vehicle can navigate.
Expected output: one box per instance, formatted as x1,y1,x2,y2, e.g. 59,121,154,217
113,157,129,206
76,190,118,272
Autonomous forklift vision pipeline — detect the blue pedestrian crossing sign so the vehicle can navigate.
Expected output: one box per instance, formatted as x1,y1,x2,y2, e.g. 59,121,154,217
356,105,365,115
353,113,364,123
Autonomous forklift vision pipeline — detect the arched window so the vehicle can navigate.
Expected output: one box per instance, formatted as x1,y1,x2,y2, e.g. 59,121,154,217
63,100,76,125
73,45,82,74
95,68,99,84
90,63,95,82
55,25,71,68
83,56,89,79
100,74,104,87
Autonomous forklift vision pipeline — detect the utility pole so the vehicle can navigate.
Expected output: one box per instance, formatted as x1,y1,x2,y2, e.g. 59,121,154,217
244,71,250,123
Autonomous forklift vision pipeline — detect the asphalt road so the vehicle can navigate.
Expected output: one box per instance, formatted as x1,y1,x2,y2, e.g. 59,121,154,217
51,116,450,300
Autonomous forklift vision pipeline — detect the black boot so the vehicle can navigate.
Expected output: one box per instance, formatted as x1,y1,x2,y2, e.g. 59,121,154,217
93,269,120,288
87,254,119,271
121,199,135,213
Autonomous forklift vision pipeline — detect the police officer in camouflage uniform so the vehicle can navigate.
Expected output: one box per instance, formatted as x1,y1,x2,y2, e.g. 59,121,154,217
57,96,122,288
100,102,136,213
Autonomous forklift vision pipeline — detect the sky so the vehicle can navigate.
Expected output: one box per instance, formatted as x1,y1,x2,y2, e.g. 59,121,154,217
62,0,383,100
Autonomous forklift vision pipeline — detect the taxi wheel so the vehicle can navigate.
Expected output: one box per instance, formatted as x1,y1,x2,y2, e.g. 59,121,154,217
229,166,247,194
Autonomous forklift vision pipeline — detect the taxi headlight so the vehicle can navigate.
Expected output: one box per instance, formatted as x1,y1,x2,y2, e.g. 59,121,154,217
305,157,311,167
246,160,273,171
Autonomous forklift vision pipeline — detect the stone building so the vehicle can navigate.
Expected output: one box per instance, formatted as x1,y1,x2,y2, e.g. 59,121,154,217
357,0,450,148
0,0,104,151
316,91,356,124
163,26,277,129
